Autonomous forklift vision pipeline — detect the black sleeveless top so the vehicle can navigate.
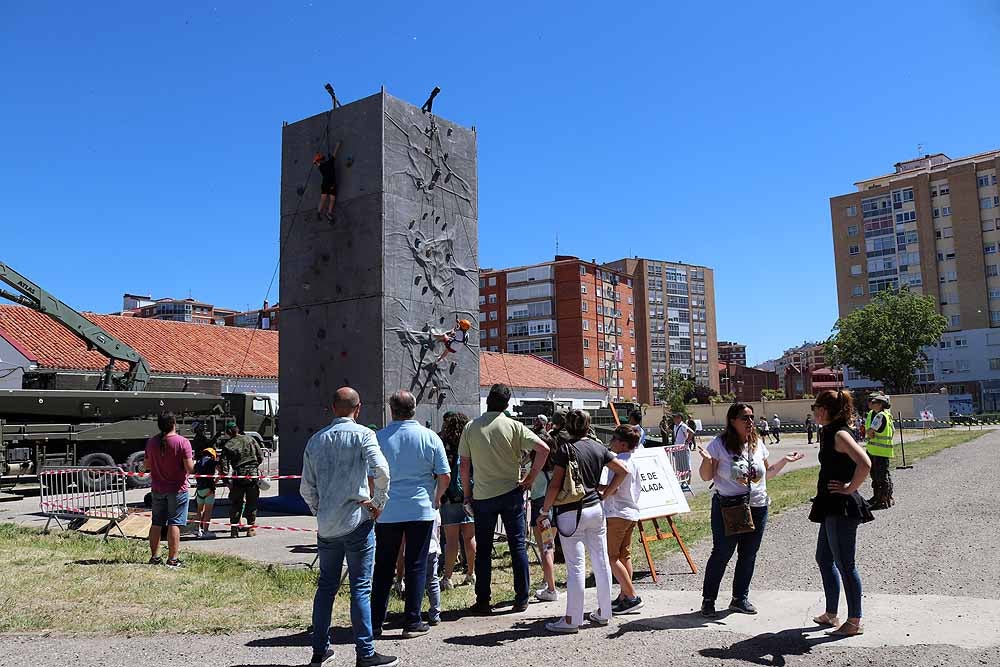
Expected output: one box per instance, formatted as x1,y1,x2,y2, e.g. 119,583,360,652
809,422,874,523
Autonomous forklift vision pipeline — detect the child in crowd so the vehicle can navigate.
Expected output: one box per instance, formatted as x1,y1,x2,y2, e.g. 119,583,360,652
602,425,644,613
425,509,443,625
193,447,219,539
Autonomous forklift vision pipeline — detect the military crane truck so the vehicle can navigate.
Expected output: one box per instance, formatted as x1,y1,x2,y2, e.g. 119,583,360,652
0,261,276,492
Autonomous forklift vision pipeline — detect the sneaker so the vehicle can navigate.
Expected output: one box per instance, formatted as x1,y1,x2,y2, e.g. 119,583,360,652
440,576,454,591
461,573,476,586
148,556,163,565
401,622,430,638
613,596,644,615
468,601,492,616
729,598,758,615
535,587,559,602
309,648,334,667
545,619,579,634
587,611,610,626
165,558,183,569
200,531,216,540
246,527,257,537
700,599,717,618
512,602,529,613
356,652,399,667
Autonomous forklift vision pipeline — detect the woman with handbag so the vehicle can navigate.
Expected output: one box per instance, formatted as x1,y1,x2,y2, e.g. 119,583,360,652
538,409,628,634
696,403,804,617
809,389,872,637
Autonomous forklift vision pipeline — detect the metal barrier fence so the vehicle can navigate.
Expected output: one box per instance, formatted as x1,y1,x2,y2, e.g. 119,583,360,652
663,444,694,495
39,466,128,538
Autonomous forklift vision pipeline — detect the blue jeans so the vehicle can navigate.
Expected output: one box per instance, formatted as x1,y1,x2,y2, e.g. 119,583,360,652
151,490,189,526
472,487,530,607
702,495,768,603
312,520,376,658
371,520,434,629
425,552,440,620
816,515,863,619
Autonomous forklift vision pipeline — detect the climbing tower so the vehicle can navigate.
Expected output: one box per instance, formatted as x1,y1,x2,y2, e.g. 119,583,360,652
278,90,480,489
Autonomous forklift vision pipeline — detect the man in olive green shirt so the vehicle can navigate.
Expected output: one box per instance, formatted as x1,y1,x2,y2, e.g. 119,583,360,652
459,384,549,614
220,420,264,538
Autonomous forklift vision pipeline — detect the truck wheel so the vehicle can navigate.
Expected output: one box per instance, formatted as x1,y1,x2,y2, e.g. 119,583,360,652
78,452,117,491
124,451,151,489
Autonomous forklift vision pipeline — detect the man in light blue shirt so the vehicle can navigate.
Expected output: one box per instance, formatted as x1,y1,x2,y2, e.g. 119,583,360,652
301,387,397,667
371,390,450,638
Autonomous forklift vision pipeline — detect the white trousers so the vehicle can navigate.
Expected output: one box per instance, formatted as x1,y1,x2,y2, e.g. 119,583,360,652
556,503,614,626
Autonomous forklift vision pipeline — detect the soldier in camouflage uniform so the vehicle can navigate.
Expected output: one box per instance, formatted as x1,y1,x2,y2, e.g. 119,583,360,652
220,420,264,538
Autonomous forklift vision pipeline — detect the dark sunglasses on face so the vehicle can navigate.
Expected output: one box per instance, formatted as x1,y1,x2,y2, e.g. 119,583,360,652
738,415,755,422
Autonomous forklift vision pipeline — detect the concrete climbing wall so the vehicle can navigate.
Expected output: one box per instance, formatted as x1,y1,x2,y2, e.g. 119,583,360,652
278,91,479,491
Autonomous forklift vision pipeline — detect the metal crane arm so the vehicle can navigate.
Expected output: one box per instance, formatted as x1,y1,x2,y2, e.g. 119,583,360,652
0,261,152,391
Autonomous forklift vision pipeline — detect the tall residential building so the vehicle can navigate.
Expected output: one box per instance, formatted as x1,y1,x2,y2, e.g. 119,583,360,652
605,257,719,403
479,257,637,401
830,149,1000,412
718,341,747,366
481,255,719,405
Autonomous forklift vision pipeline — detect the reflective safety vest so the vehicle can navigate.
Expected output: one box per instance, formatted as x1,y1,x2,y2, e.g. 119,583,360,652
864,409,894,459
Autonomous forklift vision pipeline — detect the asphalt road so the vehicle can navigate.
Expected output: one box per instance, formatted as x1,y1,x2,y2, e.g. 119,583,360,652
1,429,998,666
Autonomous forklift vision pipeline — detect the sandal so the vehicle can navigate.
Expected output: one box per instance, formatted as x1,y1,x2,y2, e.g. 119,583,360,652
827,619,864,636
813,613,840,627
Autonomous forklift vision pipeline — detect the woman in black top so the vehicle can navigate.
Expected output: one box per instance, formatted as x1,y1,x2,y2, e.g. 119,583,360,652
539,409,627,634
438,412,476,589
809,389,872,637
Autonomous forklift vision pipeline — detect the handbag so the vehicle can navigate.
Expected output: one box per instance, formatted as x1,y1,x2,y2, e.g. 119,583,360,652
718,452,756,536
553,442,586,507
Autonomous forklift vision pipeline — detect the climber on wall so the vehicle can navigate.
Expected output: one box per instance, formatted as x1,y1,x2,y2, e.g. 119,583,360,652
434,319,471,364
314,141,342,221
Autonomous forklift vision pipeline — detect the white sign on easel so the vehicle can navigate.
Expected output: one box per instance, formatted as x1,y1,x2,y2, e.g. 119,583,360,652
920,410,934,423
631,447,690,519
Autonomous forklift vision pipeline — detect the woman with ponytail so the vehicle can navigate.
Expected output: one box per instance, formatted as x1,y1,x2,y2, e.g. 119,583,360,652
809,389,872,637
696,403,804,617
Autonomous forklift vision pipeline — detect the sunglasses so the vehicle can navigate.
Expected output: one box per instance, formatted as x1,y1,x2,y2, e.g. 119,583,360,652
738,415,755,422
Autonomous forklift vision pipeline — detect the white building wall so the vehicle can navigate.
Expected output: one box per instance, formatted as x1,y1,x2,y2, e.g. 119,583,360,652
0,336,30,390
478,386,607,414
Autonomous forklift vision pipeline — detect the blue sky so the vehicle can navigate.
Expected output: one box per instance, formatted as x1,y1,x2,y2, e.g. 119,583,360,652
2,1,999,365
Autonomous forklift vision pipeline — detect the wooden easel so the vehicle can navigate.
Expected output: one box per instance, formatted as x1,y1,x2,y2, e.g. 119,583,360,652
637,514,697,582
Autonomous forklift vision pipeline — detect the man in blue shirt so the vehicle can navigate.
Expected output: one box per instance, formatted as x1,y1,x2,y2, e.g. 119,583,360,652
371,390,450,638
301,387,397,667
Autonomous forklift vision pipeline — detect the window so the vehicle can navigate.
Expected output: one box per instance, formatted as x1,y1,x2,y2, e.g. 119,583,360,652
488,294,497,304
583,357,590,368
582,320,589,331
583,338,590,348
991,289,1000,300
850,264,862,276
982,197,995,210
847,224,859,237
987,244,998,255
849,245,860,256
489,311,498,321
939,339,952,349
957,360,970,372
851,285,863,297
479,278,486,288
581,284,588,294
479,330,486,341
991,358,1000,370
507,283,552,301
942,206,951,216
488,276,497,287
630,346,636,355
581,302,588,312
979,174,993,188
984,219,996,232
933,208,940,218
992,311,1000,325
580,266,586,275
895,211,916,223
489,328,498,338
989,265,999,278
950,314,961,327
478,295,486,305
935,227,953,239
627,296,633,304
940,185,950,195
846,205,857,217
631,380,637,388
478,312,486,322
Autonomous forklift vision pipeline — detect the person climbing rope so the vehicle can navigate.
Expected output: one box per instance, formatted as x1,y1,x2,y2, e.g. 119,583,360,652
314,142,341,221
434,319,471,364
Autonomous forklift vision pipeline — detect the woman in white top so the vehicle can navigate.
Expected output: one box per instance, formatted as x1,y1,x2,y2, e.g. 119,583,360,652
695,403,803,617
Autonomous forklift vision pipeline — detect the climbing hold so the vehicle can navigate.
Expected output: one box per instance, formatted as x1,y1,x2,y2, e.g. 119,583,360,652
297,186,306,196
447,128,453,136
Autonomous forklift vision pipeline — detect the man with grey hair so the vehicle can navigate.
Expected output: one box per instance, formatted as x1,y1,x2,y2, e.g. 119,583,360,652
371,390,450,638
301,387,397,667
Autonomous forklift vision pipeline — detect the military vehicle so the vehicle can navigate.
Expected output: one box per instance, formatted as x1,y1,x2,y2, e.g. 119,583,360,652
0,261,276,492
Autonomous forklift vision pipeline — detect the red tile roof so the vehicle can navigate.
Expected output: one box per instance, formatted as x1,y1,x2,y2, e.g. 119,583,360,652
0,305,277,379
480,352,607,392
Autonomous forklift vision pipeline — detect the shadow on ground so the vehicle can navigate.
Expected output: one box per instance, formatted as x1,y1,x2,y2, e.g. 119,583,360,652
442,619,549,646
699,626,844,666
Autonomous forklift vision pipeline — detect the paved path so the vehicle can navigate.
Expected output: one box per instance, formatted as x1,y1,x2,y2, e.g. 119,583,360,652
1,429,998,666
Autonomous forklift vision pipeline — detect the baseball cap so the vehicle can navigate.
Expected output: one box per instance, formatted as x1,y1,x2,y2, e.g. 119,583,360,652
225,419,238,429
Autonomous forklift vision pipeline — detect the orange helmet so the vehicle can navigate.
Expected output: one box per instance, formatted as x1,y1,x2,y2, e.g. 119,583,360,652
313,152,324,164
458,319,471,331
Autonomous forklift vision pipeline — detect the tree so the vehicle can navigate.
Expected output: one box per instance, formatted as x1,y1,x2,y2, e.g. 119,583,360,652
684,383,719,405
656,370,694,415
761,389,785,401
825,286,947,394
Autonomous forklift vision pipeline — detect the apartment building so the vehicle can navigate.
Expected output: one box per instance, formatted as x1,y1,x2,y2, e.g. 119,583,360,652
481,255,719,405
605,256,719,403
718,340,747,366
479,257,637,401
830,149,1000,411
